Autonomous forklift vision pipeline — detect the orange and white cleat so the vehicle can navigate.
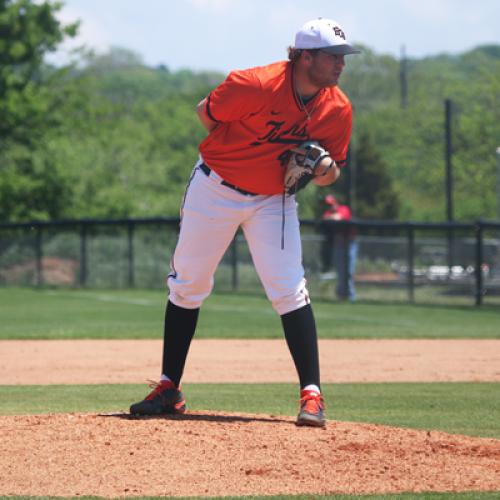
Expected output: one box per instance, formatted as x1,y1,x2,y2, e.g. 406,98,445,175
296,389,326,427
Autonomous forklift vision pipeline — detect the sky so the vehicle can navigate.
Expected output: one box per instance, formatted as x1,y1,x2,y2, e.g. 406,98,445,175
48,0,500,73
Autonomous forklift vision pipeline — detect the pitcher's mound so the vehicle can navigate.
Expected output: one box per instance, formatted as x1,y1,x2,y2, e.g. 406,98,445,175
1,411,499,497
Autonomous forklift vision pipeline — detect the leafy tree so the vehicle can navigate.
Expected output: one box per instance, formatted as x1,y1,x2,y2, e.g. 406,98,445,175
79,46,224,107
341,45,400,111
0,0,78,221
37,81,207,219
31,46,223,220
351,132,400,219
0,0,78,142
82,46,145,70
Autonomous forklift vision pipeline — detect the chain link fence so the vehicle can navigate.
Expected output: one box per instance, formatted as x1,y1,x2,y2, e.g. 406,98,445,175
1,218,499,306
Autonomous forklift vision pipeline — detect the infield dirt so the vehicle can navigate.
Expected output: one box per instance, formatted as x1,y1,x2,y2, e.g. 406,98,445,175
1,339,500,497
2,338,500,384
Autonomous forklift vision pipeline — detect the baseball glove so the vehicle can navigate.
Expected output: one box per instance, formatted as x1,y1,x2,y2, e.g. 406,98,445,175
283,141,330,195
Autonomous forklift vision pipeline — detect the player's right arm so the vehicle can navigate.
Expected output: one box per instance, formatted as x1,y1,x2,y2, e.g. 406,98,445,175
196,98,218,133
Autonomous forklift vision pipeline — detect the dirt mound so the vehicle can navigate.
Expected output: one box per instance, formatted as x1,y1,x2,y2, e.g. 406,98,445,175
1,412,499,497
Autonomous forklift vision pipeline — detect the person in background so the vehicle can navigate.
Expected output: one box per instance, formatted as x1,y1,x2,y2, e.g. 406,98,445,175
322,194,357,301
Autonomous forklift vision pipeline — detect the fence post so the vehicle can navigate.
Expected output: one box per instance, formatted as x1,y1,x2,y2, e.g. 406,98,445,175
35,225,43,287
231,235,239,291
475,222,484,306
407,224,415,303
79,223,88,287
127,222,135,288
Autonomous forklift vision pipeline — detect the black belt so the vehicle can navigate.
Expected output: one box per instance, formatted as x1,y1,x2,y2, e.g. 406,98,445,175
199,163,258,196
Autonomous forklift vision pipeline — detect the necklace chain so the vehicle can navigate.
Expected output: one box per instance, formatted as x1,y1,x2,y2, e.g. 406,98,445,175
295,77,316,121
297,92,313,121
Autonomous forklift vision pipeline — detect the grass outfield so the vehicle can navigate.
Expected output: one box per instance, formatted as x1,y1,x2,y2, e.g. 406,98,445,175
1,288,500,339
1,382,499,439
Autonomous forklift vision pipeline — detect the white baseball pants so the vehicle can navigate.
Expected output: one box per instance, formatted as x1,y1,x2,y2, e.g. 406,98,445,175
167,161,311,315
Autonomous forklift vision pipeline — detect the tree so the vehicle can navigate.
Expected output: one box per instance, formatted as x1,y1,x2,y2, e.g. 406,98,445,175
0,0,78,221
341,45,400,111
0,0,78,142
79,46,224,107
352,132,400,219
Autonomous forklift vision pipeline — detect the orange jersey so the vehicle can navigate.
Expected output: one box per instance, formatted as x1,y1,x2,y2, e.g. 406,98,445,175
199,60,353,195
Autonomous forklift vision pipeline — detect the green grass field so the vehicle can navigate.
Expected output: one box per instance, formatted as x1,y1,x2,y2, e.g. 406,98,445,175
1,382,499,439
1,287,500,339
1,287,499,500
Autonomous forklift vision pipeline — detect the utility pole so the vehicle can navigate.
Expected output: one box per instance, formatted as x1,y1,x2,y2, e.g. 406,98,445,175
400,45,408,108
445,99,454,223
497,147,500,221
445,99,454,271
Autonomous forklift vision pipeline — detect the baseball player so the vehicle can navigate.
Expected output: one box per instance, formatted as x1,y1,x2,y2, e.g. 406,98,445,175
130,18,360,427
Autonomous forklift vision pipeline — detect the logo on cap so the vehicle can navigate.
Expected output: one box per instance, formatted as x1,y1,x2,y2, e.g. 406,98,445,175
333,26,346,40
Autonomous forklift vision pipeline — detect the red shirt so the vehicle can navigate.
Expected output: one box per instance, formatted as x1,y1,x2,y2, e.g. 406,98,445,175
199,61,353,195
323,205,352,220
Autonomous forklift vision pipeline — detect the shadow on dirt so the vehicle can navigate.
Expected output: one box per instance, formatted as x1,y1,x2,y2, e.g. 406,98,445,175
98,411,292,425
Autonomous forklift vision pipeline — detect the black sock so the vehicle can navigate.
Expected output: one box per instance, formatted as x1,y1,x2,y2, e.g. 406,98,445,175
161,300,199,387
280,304,320,390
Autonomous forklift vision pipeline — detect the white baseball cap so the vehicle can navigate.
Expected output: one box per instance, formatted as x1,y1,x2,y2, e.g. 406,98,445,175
294,18,361,55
